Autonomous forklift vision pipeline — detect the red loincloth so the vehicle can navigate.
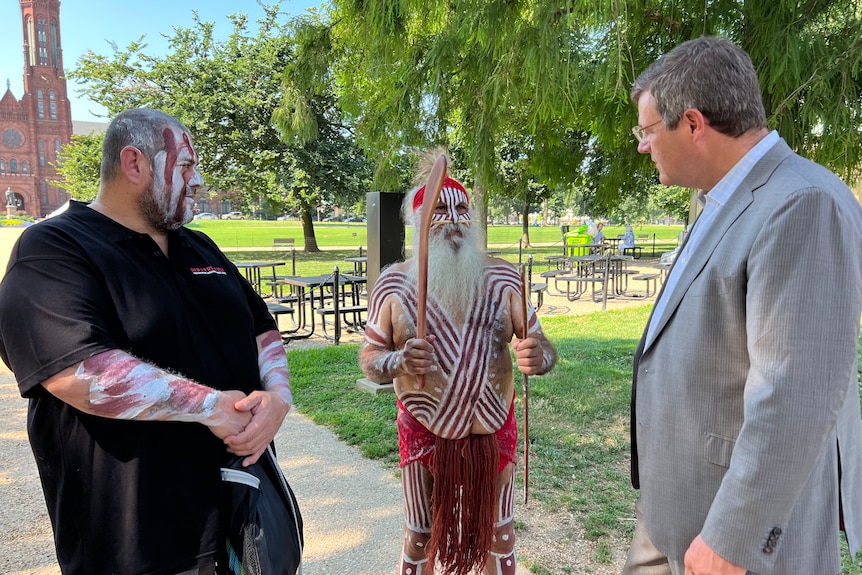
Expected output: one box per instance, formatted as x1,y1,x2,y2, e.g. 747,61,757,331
396,395,518,474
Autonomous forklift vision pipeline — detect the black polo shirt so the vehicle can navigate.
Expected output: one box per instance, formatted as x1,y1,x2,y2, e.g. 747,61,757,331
0,201,277,574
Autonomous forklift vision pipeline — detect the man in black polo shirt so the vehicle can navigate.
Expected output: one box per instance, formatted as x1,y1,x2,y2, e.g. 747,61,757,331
0,109,293,574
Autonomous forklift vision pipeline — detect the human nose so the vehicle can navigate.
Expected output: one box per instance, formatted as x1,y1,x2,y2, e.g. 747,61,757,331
637,139,650,154
188,169,204,191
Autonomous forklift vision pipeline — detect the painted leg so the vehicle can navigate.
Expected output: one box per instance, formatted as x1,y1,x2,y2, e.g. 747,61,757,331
483,462,516,575
401,461,434,575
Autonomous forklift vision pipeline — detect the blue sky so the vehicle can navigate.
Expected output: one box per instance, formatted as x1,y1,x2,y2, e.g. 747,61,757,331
0,0,321,122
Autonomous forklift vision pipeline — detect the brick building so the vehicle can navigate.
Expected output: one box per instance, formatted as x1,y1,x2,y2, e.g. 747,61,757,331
0,0,73,218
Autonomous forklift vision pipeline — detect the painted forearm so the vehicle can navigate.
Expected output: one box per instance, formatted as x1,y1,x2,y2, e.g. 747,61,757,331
360,342,405,383
257,330,293,406
76,349,221,423
539,341,557,375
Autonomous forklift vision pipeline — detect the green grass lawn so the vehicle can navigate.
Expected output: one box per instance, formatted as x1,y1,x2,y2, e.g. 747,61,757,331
204,220,682,297
284,306,862,573
188,219,683,255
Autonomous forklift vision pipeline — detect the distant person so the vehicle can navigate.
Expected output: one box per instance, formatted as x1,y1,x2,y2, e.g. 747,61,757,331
359,150,557,575
592,222,606,244
618,223,635,254
625,36,862,574
0,108,294,574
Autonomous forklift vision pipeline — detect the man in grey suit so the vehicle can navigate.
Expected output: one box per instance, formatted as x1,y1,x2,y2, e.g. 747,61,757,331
623,36,862,575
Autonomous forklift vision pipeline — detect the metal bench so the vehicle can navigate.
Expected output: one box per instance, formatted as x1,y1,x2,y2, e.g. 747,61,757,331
631,273,660,297
266,302,296,338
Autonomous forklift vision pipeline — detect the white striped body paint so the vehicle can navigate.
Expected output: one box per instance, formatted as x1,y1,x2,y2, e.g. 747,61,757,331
400,459,519,574
487,551,517,575
257,330,293,405
76,349,219,421
364,263,542,438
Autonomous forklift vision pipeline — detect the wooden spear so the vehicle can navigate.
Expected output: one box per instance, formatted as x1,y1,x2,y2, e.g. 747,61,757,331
519,263,530,503
415,154,447,389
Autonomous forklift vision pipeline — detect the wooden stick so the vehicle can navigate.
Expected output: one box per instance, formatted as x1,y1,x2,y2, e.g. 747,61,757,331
415,154,447,388
519,263,530,504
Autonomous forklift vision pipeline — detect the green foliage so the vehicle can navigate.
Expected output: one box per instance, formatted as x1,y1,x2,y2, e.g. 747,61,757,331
68,4,374,251
325,0,862,216
646,185,691,224
50,133,104,202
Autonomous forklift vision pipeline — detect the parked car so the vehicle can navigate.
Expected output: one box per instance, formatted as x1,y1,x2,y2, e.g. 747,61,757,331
221,211,245,220
193,212,218,220
344,216,366,223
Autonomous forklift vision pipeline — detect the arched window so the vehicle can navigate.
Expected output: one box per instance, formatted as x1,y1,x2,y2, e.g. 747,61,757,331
41,181,49,204
22,161,29,174
27,18,35,66
38,141,46,167
37,18,48,66
0,160,5,173
37,90,44,119
49,91,57,120
55,139,61,160
10,159,18,173
50,21,59,68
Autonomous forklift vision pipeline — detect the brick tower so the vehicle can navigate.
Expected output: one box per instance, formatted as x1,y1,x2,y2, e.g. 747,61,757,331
0,0,73,218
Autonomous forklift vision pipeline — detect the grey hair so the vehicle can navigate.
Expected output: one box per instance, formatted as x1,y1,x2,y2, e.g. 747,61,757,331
630,36,766,137
100,108,188,183
402,146,454,226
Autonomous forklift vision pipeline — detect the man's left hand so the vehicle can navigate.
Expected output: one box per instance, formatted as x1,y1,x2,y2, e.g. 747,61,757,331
512,337,545,375
684,535,746,575
223,390,292,466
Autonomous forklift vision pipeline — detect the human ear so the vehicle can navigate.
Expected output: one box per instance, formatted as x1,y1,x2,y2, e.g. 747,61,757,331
119,146,147,184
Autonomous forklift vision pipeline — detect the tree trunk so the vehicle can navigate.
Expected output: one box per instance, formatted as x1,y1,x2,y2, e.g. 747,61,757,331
472,176,489,249
301,209,321,252
521,196,532,248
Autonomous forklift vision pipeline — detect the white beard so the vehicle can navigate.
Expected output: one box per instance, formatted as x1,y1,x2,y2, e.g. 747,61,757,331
410,222,487,322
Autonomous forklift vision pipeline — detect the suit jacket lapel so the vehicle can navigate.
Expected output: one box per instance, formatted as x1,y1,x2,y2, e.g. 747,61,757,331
642,139,793,353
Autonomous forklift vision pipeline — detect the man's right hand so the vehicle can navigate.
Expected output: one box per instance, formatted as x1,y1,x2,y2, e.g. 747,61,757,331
206,390,252,439
401,335,437,375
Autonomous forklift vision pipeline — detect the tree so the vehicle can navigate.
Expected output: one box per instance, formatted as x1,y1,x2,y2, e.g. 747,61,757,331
50,133,104,202
311,0,861,226
496,136,556,247
68,4,372,251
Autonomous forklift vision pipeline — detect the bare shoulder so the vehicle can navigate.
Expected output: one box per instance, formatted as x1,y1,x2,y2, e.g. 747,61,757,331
384,260,412,274
488,255,516,269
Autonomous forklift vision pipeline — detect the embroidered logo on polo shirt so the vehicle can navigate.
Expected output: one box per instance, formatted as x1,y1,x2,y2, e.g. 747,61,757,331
190,266,227,275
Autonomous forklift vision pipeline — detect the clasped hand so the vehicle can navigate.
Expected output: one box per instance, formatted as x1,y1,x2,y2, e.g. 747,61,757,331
209,389,292,466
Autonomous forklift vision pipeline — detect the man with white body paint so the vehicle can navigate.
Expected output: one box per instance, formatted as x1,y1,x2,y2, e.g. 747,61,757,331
359,150,557,575
0,109,292,575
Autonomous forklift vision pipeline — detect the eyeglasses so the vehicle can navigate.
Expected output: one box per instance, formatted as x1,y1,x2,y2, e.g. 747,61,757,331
631,118,664,143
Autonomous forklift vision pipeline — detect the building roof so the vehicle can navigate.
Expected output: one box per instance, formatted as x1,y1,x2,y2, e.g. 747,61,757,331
72,120,108,135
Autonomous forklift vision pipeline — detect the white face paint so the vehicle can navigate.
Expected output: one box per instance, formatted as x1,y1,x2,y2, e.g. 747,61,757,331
431,185,471,224
141,126,203,231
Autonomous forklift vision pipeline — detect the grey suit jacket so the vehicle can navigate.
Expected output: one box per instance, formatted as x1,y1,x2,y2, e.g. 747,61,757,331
631,139,862,574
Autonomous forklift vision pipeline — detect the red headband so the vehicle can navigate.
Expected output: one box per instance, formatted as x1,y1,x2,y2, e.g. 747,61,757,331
413,177,468,212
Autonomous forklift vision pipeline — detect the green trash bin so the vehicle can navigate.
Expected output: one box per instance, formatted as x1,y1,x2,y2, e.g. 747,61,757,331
565,230,593,256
